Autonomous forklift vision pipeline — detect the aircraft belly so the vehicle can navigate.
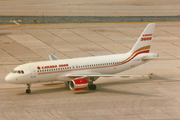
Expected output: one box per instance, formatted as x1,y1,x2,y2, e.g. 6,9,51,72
32,74,57,83
56,73,72,81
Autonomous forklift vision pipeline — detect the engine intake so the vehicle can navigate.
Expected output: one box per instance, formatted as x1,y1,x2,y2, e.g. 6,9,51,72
69,79,88,91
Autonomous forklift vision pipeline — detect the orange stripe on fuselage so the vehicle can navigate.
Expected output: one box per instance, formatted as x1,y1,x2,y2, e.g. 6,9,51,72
124,45,150,62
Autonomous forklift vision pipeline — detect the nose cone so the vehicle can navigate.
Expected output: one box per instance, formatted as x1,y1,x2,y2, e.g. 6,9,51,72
5,74,14,83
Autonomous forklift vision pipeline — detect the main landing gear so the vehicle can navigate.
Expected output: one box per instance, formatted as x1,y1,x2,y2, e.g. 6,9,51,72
88,84,96,90
26,84,31,94
88,78,97,90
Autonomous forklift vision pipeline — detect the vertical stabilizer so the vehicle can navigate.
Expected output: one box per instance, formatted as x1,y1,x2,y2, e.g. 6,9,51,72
129,23,155,53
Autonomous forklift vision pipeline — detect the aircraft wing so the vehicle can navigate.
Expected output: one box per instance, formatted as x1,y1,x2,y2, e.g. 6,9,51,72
49,54,60,61
67,73,153,79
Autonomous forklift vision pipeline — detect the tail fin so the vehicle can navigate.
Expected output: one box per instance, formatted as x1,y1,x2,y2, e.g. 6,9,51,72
129,23,155,53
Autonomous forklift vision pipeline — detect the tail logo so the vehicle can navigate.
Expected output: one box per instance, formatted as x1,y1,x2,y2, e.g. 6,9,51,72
141,34,152,41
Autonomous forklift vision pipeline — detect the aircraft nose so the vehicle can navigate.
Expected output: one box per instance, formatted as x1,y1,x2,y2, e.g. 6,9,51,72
5,74,13,83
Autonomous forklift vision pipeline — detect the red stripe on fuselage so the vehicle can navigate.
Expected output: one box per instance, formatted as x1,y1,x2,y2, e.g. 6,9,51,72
38,50,149,75
126,50,149,63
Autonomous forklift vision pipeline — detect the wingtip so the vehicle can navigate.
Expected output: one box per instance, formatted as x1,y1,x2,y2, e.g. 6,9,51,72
148,73,153,79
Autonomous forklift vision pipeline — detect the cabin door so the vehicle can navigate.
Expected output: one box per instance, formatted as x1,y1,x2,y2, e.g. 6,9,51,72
30,66,36,78
131,60,135,67
131,59,140,67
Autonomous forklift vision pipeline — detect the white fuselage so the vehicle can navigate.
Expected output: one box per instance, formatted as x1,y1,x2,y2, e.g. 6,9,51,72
5,51,152,84
4,23,158,93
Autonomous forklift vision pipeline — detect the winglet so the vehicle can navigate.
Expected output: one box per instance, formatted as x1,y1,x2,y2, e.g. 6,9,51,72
148,73,153,79
49,54,60,61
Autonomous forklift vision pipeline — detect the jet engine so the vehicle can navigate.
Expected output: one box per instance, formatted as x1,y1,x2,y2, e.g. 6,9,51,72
69,78,88,90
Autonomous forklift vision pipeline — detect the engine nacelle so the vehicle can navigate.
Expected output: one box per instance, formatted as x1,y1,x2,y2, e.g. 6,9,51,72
69,79,88,91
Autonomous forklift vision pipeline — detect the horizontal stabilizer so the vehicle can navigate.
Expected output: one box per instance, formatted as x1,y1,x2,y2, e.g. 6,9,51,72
142,53,159,60
142,57,156,60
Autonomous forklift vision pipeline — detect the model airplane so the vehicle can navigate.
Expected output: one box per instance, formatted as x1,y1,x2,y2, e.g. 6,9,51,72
5,23,158,93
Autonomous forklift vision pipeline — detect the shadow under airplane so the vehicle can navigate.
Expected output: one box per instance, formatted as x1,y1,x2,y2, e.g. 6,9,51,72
17,74,174,97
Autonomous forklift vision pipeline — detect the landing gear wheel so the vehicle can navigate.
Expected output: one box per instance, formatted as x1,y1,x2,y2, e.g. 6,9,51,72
92,84,96,90
26,89,31,94
88,84,96,90
26,84,31,94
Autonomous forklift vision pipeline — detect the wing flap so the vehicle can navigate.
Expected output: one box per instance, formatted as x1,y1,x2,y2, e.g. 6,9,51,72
67,73,153,79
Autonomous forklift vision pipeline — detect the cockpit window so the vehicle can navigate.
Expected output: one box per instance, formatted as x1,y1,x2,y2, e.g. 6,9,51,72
12,70,17,73
11,70,24,74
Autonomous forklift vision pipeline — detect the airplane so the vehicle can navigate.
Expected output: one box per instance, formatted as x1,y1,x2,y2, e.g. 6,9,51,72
5,23,158,94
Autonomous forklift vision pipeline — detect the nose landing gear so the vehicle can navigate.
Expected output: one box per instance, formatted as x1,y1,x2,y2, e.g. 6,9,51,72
26,84,31,94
